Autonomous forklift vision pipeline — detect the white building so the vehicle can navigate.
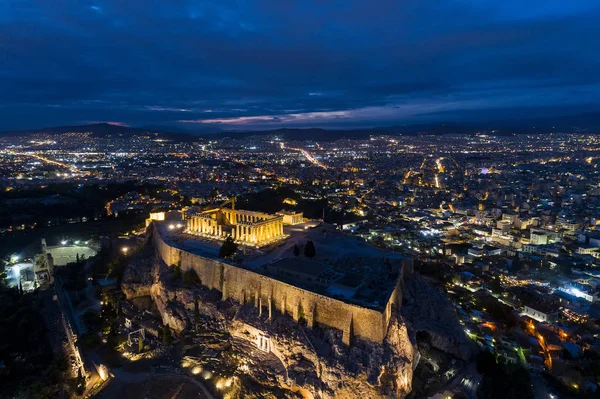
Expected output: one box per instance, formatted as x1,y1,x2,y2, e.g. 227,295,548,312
524,305,558,323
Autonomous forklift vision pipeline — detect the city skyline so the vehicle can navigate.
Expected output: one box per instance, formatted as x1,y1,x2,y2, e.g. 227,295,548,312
2,0,600,130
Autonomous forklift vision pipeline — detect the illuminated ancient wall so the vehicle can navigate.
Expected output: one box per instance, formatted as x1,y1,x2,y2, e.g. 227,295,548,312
153,226,405,344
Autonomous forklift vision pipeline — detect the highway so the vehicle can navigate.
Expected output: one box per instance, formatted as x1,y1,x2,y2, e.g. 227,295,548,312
279,142,328,169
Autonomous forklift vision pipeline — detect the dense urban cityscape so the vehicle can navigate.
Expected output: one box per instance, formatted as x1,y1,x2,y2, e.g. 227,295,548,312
0,126,599,398
2,1,600,398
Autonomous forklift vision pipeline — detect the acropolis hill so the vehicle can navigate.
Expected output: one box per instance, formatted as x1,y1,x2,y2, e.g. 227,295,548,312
123,209,473,398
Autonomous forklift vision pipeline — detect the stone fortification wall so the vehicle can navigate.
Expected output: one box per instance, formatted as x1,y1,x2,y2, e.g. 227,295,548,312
154,226,402,344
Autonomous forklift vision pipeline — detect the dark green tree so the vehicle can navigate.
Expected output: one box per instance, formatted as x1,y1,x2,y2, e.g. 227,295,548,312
293,244,300,257
304,240,316,258
194,299,200,334
173,260,182,280
219,236,238,259
162,324,172,345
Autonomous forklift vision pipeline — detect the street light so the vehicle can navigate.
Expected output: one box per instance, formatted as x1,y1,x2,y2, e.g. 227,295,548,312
122,247,129,254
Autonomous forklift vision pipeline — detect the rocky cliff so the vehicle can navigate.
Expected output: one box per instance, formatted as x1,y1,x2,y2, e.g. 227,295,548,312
230,306,417,398
401,274,476,361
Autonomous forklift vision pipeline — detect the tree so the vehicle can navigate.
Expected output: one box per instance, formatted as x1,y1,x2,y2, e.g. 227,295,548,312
138,337,144,353
194,299,200,334
477,352,533,399
162,324,172,345
304,240,316,258
173,260,182,280
76,253,80,264
219,236,238,259
293,244,300,257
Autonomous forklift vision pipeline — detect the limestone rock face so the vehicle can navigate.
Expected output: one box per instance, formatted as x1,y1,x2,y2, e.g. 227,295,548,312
123,244,227,335
150,281,188,333
230,309,417,399
121,245,155,299
401,274,476,361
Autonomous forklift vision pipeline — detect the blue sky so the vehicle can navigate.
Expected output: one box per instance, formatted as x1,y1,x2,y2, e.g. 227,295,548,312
1,0,599,131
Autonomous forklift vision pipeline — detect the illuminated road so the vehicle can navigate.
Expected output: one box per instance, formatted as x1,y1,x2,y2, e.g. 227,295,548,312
279,143,328,169
3,149,84,173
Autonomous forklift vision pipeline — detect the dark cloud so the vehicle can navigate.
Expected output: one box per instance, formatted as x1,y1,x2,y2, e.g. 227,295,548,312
0,0,599,130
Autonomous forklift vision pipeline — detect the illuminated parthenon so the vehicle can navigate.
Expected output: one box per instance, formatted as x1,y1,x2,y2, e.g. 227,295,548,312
186,207,287,247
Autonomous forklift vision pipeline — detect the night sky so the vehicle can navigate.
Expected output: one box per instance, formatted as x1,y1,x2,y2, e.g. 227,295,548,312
1,1,599,131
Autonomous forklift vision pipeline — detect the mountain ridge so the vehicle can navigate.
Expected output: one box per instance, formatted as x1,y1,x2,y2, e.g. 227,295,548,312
2,111,600,141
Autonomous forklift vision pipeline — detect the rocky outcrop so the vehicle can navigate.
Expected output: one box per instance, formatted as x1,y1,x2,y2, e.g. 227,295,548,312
231,307,417,398
121,243,155,299
122,240,228,335
401,274,476,361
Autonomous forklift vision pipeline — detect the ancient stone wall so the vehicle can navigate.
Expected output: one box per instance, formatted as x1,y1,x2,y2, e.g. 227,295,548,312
154,227,403,344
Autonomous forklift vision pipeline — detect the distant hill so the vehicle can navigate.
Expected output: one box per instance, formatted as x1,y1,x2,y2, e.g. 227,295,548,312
2,111,600,142
0,123,201,142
